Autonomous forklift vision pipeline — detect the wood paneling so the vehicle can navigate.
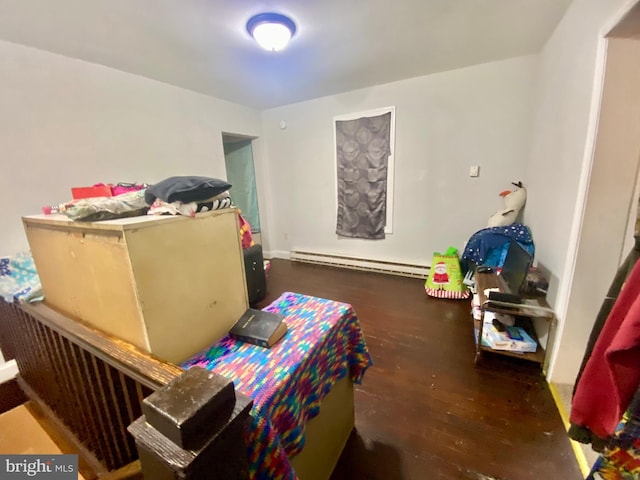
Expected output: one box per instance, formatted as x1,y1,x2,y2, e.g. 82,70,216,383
256,259,583,480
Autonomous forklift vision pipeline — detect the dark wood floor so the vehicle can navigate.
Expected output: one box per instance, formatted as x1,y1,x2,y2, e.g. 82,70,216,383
255,259,583,480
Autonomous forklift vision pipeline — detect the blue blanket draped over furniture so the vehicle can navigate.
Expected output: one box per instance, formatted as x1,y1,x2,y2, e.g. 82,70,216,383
462,223,534,269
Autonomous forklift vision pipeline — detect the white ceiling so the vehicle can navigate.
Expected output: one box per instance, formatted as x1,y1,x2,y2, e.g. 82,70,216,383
0,0,572,109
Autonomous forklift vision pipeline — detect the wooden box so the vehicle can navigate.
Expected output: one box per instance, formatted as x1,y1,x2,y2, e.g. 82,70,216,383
22,209,248,364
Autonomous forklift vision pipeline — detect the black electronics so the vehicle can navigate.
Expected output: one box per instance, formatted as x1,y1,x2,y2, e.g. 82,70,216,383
492,318,506,332
243,244,266,305
488,291,522,304
499,240,533,295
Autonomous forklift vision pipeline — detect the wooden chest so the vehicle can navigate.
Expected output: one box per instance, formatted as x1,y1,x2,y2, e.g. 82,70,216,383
22,209,248,363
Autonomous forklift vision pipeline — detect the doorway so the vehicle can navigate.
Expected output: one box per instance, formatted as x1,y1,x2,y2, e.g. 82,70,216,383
550,5,640,474
222,133,261,244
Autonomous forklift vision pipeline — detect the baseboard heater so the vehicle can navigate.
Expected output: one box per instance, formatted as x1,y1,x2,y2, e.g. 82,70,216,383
289,250,429,279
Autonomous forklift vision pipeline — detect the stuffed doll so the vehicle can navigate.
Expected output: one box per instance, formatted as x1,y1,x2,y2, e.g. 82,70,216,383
488,181,527,227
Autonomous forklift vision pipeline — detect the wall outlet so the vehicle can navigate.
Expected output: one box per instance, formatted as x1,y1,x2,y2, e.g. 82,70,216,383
469,165,480,177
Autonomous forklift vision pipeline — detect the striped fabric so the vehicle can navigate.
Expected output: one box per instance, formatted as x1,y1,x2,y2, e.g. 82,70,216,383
181,292,373,480
425,286,470,299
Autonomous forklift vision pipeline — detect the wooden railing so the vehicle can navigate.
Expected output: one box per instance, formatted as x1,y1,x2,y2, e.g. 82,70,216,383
0,300,182,476
0,299,252,479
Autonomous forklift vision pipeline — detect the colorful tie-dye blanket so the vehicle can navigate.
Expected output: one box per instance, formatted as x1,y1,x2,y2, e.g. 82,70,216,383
0,252,43,303
181,292,372,480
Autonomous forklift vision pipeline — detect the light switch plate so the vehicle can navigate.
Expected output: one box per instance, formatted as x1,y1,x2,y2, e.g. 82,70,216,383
469,165,480,177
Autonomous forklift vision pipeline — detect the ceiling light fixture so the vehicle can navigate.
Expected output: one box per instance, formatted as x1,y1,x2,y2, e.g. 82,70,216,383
246,13,296,52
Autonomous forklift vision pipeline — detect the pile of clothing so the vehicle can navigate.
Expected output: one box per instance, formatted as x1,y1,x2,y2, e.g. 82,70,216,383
569,236,640,478
0,252,43,303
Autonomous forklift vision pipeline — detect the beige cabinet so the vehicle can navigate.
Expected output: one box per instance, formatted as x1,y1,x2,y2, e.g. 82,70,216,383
23,209,248,364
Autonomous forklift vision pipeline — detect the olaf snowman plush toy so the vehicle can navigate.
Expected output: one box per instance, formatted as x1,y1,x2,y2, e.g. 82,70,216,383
488,181,527,227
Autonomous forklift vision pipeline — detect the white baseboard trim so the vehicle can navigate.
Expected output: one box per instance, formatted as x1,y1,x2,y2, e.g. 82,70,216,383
0,360,18,384
289,250,429,278
264,250,290,260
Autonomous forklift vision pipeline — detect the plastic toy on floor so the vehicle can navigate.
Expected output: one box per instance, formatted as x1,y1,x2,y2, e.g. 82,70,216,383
488,181,527,227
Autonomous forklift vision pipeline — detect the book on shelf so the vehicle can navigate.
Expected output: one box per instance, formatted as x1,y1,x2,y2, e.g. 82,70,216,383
481,318,537,353
229,308,287,348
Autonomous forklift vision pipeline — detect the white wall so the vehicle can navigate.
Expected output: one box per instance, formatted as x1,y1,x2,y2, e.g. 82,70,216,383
0,349,18,383
261,56,537,264
5,2,636,388
525,0,637,383
0,40,264,257
564,37,640,378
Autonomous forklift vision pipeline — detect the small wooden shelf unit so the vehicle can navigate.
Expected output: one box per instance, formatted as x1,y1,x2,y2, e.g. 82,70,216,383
473,270,557,374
